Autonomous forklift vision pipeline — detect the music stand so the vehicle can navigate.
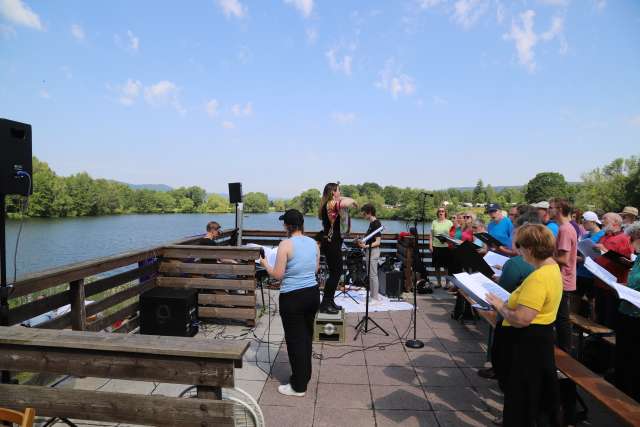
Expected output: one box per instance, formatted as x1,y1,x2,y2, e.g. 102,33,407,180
336,247,360,304
354,226,388,340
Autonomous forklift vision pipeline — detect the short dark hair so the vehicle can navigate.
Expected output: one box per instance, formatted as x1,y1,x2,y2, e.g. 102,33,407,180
550,198,572,217
361,203,376,216
206,221,221,232
285,223,303,235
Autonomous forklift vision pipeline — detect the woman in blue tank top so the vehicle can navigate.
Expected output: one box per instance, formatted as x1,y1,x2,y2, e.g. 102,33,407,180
259,209,320,397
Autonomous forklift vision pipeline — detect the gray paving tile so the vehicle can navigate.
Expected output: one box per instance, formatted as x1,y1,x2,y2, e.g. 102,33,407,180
474,385,504,414
150,383,190,397
451,352,491,368
460,367,497,388
313,408,376,427
403,337,446,353
367,365,420,386
408,350,457,367
425,386,486,412
376,410,439,427
258,379,317,407
371,385,431,411
234,379,265,401
96,379,155,395
416,367,471,387
316,383,372,409
56,376,111,391
434,410,497,427
261,404,314,427
319,346,366,366
319,363,369,384
364,349,411,366
440,339,487,353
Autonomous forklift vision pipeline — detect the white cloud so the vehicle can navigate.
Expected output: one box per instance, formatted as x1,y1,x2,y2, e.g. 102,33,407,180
496,1,505,24
306,27,318,44
222,121,235,129
127,30,139,51
231,102,253,117
418,0,445,8
39,89,50,99
205,99,220,118
326,49,352,76
453,0,489,29
503,11,568,72
144,80,186,114
375,59,416,99
630,115,640,128
115,78,142,106
331,112,356,124
432,95,448,105
217,0,246,19
0,0,42,30
284,0,313,18
538,0,569,6
594,0,606,11
60,65,72,79
70,23,84,41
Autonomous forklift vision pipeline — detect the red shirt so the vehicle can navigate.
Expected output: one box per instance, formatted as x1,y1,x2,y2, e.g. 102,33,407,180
596,231,634,283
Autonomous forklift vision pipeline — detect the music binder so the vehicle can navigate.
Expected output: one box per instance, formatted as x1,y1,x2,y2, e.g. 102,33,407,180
451,241,496,278
584,257,640,309
451,272,511,310
435,234,462,246
601,250,634,267
474,232,505,248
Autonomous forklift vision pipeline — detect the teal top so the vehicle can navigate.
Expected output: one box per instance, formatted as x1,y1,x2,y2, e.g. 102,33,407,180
498,255,535,293
280,236,318,294
619,256,640,318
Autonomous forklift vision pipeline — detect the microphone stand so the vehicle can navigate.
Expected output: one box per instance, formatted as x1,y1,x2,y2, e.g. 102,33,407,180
406,192,430,349
354,236,388,340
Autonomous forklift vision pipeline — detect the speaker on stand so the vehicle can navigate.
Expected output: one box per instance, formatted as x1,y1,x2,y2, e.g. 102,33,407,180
228,182,243,245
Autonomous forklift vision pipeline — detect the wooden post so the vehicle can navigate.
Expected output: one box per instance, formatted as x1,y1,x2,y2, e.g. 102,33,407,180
69,279,86,331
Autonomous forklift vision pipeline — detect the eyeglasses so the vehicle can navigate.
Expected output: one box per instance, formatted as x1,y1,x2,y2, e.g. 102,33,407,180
438,211,445,214
463,215,471,219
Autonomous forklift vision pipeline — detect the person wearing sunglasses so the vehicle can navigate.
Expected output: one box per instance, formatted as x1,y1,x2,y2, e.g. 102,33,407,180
430,207,453,289
486,224,562,426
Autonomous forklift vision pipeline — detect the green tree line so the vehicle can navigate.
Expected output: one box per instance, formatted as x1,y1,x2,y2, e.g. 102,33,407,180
4,155,639,220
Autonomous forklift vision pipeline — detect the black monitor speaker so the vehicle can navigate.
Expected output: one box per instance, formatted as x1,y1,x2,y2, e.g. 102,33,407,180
140,287,198,337
0,118,32,196
228,182,242,204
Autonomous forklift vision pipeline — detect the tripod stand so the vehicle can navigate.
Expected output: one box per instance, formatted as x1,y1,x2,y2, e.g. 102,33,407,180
354,236,388,340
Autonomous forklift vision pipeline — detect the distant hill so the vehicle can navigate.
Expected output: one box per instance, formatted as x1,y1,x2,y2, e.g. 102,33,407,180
126,183,173,192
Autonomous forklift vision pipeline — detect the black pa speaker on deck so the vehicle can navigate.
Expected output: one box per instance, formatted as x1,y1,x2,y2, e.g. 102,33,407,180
228,182,242,204
140,287,198,337
380,270,403,300
0,118,32,196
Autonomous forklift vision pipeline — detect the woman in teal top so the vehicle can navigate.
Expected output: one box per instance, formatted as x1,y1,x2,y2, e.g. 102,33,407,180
260,209,320,397
615,221,640,402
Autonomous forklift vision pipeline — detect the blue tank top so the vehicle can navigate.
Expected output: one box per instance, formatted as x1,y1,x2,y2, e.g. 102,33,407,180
281,236,318,293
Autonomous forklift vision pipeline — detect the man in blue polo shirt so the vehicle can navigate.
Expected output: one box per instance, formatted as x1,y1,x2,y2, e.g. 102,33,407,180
487,203,514,253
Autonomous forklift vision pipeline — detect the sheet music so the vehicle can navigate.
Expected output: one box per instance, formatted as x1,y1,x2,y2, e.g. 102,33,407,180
578,239,601,259
483,251,509,277
361,225,384,244
246,243,278,267
584,257,640,309
453,272,510,308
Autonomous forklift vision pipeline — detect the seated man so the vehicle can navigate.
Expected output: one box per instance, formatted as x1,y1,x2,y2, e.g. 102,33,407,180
198,221,222,246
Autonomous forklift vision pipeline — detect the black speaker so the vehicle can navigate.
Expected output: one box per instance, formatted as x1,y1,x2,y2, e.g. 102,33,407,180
380,270,403,300
228,182,242,204
0,118,32,196
140,287,198,337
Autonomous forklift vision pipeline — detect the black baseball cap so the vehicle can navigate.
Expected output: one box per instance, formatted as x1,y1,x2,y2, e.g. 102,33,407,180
279,209,304,226
486,203,501,213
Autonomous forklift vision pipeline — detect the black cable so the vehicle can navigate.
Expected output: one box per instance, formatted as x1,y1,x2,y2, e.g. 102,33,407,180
12,172,31,283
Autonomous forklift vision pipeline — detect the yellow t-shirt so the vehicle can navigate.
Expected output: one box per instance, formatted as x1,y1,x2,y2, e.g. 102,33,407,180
502,263,563,327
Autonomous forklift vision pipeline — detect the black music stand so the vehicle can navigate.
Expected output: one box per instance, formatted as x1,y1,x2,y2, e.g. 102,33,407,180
354,226,388,340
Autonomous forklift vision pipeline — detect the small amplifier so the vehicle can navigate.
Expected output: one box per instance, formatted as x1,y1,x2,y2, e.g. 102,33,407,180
314,310,345,343
0,118,32,196
380,270,403,300
140,287,198,337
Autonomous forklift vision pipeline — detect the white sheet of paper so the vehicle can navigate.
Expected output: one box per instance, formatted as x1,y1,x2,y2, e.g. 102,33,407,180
246,243,278,267
483,251,509,277
584,256,640,309
453,272,510,307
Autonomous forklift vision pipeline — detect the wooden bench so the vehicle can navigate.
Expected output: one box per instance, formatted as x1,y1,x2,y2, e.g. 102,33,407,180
0,326,248,426
457,290,640,427
569,313,615,362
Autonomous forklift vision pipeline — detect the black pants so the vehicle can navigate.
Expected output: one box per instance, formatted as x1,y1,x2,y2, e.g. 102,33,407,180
555,291,572,353
498,324,561,427
321,242,342,306
615,311,640,402
279,285,320,392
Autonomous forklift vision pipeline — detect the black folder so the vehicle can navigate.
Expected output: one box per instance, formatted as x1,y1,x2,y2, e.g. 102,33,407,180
474,232,504,248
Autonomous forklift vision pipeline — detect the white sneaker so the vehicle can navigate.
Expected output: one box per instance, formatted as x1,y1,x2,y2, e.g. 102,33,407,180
277,384,305,397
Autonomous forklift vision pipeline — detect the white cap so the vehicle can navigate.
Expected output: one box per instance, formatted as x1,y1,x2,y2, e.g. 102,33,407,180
531,201,550,209
582,211,601,225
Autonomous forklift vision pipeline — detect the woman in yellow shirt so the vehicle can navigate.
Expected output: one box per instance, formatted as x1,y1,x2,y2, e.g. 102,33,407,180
486,224,563,427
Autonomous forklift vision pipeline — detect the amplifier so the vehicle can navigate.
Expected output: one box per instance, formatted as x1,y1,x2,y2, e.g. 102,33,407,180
379,270,403,300
313,310,345,343
140,287,198,337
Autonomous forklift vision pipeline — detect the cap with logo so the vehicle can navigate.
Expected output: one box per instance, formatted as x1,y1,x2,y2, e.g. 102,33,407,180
582,211,601,225
486,203,502,213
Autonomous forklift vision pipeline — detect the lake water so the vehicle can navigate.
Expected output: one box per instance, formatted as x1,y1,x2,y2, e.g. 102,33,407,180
4,212,425,279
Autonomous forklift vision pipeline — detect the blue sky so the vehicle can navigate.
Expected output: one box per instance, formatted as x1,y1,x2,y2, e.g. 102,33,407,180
1,0,639,198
